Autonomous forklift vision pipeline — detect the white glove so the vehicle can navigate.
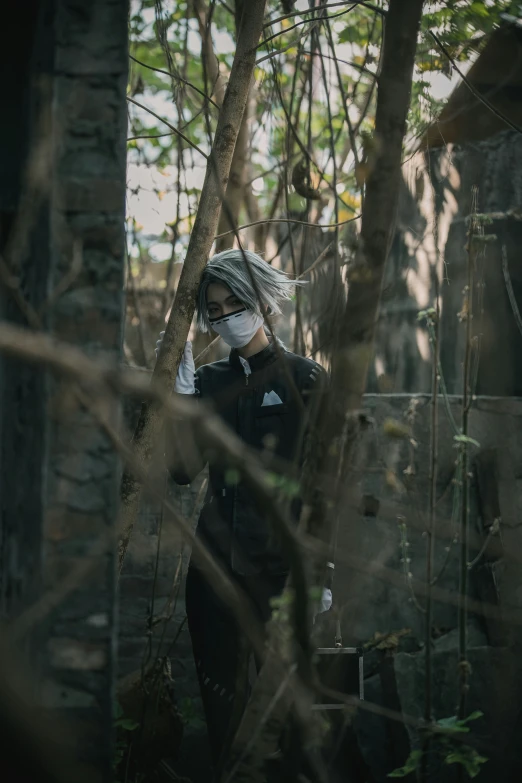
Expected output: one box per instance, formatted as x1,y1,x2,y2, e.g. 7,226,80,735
312,587,333,625
155,333,196,394
317,587,332,615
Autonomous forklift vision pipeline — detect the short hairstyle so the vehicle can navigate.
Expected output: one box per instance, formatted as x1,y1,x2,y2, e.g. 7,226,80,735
196,249,303,333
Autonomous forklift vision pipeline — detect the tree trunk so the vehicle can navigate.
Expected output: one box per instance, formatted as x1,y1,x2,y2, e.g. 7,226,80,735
0,0,51,637
332,0,424,412
193,0,226,106
215,0,250,252
119,0,268,569
215,95,250,251
0,1,129,780
223,2,424,779
43,2,129,779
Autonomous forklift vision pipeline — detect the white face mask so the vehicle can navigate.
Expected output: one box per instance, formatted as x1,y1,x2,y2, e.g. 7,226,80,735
209,308,264,348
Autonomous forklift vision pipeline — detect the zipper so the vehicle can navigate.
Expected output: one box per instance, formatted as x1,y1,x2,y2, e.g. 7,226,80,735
232,384,244,570
232,373,252,570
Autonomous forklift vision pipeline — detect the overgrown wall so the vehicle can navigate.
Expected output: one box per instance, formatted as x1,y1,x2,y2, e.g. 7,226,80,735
371,129,522,397
0,2,129,780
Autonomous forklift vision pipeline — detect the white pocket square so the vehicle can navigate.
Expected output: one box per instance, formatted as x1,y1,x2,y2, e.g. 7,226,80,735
261,391,283,406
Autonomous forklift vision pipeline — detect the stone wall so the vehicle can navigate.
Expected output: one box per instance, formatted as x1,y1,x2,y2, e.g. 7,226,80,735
371,130,522,397
118,477,205,704
330,393,522,782
0,2,129,781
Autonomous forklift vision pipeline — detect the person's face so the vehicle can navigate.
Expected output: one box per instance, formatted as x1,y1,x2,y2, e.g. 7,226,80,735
206,282,244,321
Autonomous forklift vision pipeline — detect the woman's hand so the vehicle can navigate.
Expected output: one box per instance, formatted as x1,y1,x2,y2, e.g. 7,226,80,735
155,333,196,394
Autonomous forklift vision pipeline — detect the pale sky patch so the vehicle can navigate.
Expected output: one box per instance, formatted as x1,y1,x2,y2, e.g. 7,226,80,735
127,2,466,240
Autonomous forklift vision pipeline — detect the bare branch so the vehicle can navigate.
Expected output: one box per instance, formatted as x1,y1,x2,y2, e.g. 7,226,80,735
215,213,361,239
126,96,208,158
129,53,220,109
263,1,385,30
429,30,522,137
258,5,358,53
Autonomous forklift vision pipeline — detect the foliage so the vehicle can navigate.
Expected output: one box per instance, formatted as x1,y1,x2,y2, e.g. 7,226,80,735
126,0,515,281
113,701,140,781
420,0,521,63
269,587,294,628
453,433,480,448
265,471,301,498
178,696,206,731
224,468,240,485
406,0,522,138
388,749,423,778
225,468,300,497
388,711,488,779
364,627,412,652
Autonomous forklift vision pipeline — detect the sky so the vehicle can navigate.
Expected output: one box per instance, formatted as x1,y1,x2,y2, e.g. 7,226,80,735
127,2,465,262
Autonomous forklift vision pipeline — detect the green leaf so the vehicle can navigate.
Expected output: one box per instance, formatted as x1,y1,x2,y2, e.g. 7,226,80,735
453,434,480,448
113,700,123,720
461,710,483,724
437,715,458,728
309,586,323,601
179,696,206,730
472,233,497,243
445,747,488,778
437,711,483,732
338,21,368,46
417,307,436,322
115,718,139,731
265,472,300,498
388,749,423,777
270,589,293,609
469,1,489,17
437,715,470,732
469,213,494,225
225,468,240,486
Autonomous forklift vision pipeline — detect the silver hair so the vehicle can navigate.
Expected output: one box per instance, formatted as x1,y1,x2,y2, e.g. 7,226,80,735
196,249,304,332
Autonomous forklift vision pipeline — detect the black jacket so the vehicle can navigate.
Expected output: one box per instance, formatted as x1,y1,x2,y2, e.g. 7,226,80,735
168,341,326,575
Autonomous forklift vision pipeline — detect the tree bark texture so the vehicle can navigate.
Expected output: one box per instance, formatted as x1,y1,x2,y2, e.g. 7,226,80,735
215,0,250,252
0,0,52,634
332,0,424,413
1,1,129,781
215,90,250,251
119,0,268,569
193,0,227,106
47,1,128,778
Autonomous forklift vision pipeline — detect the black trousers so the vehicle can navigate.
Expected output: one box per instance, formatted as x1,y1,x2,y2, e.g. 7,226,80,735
185,562,287,769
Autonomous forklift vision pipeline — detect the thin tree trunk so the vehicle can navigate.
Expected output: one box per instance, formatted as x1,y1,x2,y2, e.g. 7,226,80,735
244,172,264,250
224,2,424,779
216,0,250,252
215,95,250,251
331,0,424,414
193,0,226,106
118,0,268,569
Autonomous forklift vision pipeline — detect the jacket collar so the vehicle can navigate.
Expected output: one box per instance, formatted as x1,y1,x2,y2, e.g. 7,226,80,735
229,340,282,374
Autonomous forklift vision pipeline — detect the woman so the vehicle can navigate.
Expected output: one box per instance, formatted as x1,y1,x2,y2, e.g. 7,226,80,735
158,249,332,769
